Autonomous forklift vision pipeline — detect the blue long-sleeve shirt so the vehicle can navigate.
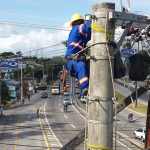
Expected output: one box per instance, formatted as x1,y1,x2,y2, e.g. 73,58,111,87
65,21,91,58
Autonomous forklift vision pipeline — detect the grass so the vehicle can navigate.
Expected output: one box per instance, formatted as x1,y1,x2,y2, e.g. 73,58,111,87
128,103,147,115
115,91,147,115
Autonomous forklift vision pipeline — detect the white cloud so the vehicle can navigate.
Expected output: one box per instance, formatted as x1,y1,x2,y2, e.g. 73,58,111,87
0,23,70,57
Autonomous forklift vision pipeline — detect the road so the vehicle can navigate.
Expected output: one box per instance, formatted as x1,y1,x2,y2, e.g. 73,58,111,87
45,83,145,149
0,92,47,150
0,79,147,150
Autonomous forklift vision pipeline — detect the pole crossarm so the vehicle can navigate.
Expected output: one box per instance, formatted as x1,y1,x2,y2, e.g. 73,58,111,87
109,11,150,24
109,11,150,29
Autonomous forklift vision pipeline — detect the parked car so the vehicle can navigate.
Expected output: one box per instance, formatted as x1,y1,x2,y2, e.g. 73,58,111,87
41,92,48,98
134,127,146,142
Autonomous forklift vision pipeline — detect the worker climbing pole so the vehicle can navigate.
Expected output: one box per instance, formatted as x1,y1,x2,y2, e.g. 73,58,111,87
86,3,115,150
61,1,150,149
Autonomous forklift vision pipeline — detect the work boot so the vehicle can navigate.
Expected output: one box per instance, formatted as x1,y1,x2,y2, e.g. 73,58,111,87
82,88,88,96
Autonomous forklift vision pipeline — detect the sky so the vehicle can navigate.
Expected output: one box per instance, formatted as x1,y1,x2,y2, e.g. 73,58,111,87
0,0,149,58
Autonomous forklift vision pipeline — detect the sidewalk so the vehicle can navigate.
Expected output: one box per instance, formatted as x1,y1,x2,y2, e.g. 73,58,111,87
4,96,30,110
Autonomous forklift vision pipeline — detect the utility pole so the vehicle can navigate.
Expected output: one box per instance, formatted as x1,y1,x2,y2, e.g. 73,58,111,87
20,58,23,102
51,62,53,82
145,85,150,149
0,70,2,106
87,3,115,150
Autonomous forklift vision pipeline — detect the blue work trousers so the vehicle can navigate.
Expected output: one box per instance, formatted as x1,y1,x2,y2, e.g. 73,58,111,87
65,60,89,95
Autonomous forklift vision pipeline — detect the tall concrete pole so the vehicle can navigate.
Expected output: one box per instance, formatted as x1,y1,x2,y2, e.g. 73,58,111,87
20,58,23,102
145,90,150,149
87,3,115,150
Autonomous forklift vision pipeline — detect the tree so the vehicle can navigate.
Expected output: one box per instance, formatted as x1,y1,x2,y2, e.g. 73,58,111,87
0,80,10,104
0,52,15,57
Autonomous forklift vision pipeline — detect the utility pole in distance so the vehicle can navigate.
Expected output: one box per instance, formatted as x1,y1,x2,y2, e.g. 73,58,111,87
87,3,115,150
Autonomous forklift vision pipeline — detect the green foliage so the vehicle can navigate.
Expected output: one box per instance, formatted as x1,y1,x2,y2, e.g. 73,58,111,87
0,52,15,57
34,67,43,81
16,51,22,56
51,56,65,65
115,91,147,115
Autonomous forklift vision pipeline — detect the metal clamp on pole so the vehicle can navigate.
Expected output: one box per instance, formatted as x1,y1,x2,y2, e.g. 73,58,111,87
90,55,114,61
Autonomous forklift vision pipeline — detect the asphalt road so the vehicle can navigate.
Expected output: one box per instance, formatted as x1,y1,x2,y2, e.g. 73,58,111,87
45,91,144,149
45,94,85,150
0,92,47,150
0,79,147,150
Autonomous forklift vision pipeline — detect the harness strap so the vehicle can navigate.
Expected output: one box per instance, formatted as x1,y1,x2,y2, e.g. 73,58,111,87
70,42,84,49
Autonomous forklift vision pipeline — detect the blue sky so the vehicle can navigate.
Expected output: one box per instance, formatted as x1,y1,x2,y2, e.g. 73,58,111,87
0,0,149,57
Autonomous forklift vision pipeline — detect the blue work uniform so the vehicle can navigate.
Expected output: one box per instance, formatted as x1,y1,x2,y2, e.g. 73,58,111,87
65,21,91,95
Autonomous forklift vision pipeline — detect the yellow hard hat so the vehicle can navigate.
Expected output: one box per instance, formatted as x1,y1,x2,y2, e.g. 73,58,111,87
70,13,84,26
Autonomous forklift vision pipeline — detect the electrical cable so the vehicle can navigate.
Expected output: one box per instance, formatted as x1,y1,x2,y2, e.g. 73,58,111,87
0,21,71,31
29,48,65,56
22,43,63,55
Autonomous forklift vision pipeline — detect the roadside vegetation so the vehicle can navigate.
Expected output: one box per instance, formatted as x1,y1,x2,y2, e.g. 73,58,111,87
0,51,65,106
115,91,147,115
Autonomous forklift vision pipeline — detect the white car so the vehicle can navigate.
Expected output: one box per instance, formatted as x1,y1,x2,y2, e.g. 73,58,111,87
134,127,146,142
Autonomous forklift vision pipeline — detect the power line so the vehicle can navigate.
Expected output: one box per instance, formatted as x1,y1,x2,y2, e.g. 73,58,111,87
0,21,71,31
22,43,64,54
28,48,66,58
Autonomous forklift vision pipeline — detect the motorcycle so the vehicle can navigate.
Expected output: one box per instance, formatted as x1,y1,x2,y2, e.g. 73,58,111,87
64,104,68,112
128,114,136,122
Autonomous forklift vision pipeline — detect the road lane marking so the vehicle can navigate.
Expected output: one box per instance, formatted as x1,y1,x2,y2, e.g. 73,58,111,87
70,124,76,129
13,122,20,150
59,104,60,106
139,122,145,125
39,105,51,150
61,108,63,111
59,95,61,102
44,100,62,147
72,104,86,119
64,115,67,118
114,138,132,150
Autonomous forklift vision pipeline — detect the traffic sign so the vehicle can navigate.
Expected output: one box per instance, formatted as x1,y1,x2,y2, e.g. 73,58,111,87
120,48,137,57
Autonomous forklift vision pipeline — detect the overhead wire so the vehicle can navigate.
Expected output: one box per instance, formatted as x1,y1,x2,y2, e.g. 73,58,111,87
22,43,63,55
0,21,71,31
22,43,66,58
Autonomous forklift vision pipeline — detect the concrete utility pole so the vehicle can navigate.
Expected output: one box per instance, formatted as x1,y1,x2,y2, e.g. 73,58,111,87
145,90,150,149
20,58,23,102
87,3,115,150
